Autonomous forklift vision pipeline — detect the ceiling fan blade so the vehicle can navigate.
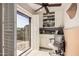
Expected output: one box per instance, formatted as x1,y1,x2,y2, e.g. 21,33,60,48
44,6,49,13
35,6,43,12
48,3,62,7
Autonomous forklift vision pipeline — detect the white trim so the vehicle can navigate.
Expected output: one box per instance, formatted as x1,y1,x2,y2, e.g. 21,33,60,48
17,4,32,17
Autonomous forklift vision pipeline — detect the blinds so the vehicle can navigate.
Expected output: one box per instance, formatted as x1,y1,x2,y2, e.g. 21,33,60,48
3,4,16,56
0,4,3,56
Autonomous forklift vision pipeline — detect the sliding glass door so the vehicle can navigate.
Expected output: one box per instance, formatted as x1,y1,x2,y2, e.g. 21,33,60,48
17,11,31,55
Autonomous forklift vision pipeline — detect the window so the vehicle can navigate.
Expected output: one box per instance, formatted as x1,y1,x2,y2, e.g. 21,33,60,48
17,11,31,55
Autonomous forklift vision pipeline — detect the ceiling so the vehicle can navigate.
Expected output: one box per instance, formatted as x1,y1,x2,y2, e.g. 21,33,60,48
18,3,64,14
27,3,42,10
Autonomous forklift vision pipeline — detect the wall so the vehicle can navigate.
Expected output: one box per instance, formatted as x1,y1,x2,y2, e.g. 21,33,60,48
64,27,79,56
31,15,39,50
49,7,64,27
63,3,79,55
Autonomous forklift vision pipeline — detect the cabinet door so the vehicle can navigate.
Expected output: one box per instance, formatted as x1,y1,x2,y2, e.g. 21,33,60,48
3,4,16,56
40,34,54,49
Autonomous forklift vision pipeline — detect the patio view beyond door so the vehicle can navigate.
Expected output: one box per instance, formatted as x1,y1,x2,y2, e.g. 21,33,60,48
17,11,31,55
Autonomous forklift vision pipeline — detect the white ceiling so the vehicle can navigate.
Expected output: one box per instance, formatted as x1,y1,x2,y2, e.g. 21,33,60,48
27,3,64,11
27,3,42,10
18,3,65,14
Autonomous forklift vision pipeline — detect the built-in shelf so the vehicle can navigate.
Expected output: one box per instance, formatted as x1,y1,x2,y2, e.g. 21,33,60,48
39,12,64,52
43,12,55,28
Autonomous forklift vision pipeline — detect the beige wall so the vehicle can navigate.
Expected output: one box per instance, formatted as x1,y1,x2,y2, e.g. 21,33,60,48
64,27,79,56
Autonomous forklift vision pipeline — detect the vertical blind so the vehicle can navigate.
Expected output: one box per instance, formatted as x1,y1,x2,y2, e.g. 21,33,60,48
0,4,3,56
3,3,16,56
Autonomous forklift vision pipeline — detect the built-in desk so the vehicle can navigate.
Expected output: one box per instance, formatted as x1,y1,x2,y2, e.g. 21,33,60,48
39,27,64,49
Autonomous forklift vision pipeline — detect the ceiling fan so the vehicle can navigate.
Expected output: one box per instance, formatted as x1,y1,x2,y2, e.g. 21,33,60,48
35,3,62,14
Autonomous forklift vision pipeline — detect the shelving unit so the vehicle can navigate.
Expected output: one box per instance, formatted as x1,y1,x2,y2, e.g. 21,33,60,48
43,12,55,28
39,12,64,53
39,12,56,49
39,12,56,34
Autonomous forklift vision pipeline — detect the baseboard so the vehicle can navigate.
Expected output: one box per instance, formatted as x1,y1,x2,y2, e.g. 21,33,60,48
40,47,52,50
